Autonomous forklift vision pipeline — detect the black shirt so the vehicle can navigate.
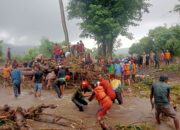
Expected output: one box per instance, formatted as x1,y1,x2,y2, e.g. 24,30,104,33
58,69,66,78
54,78,65,86
34,70,43,83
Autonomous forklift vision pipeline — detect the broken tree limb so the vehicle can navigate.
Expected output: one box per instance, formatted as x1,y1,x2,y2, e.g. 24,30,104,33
0,104,82,129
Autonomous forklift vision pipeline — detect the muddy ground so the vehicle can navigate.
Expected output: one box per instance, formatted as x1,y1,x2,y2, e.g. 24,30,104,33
0,86,179,130
0,62,180,130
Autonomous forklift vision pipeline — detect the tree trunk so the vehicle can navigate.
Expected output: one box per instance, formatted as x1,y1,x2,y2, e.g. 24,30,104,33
102,43,107,58
59,0,70,51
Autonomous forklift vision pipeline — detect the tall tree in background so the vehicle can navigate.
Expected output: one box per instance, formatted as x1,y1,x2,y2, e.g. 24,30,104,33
67,0,150,58
59,0,70,51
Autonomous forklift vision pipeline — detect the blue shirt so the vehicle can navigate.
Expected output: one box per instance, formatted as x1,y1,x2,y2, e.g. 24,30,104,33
11,69,21,85
115,63,121,75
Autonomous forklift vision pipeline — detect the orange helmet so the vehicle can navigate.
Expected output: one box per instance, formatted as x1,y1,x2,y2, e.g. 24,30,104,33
81,81,89,88
65,75,71,81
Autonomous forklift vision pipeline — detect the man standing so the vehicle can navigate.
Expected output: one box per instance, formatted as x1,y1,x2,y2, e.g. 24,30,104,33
114,60,121,79
11,65,22,98
6,48,11,62
150,74,179,130
33,66,44,97
2,64,11,87
165,50,171,65
154,52,160,69
150,50,155,65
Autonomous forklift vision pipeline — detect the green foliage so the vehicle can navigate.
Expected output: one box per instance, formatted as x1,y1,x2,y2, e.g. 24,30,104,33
0,40,3,57
161,64,180,72
23,48,39,61
67,0,150,57
20,38,67,60
129,25,180,56
39,38,54,58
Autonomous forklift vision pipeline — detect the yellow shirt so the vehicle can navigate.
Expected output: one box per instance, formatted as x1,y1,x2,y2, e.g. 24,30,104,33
110,79,121,90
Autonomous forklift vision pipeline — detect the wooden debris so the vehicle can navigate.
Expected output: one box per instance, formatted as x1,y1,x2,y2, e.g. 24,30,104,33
0,104,82,129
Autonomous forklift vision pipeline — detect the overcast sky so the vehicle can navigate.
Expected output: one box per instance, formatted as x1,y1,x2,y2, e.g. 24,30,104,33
0,0,179,49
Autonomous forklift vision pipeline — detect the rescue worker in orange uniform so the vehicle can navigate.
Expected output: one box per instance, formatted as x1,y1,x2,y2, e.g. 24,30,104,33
165,50,171,65
124,60,131,86
89,81,112,129
2,64,11,87
98,74,116,101
72,80,92,112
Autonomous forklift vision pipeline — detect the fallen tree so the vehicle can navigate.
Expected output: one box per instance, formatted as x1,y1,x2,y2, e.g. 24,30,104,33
0,104,82,130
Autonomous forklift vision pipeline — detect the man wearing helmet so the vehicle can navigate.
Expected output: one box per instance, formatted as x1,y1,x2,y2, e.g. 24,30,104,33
72,79,92,112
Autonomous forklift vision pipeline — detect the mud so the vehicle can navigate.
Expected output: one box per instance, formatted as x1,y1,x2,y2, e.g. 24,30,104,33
0,87,179,130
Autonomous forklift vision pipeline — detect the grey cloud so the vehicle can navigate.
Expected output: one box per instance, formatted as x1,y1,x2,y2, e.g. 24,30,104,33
0,0,179,47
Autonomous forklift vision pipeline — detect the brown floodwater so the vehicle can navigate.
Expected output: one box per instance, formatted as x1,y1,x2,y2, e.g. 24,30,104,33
0,87,179,130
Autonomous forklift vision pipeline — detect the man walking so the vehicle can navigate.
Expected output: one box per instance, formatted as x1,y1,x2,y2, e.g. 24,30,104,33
33,66,44,97
11,65,22,98
150,74,179,130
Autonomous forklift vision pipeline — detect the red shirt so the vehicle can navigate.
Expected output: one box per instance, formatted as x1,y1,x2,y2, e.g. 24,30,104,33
53,46,61,55
100,79,116,100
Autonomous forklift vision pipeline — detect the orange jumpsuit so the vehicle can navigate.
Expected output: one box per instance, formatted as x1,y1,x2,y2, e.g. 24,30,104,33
94,86,112,118
100,79,116,100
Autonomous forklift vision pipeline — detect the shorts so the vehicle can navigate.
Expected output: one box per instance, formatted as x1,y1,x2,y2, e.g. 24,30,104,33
124,75,130,80
155,105,177,119
34,83,42,92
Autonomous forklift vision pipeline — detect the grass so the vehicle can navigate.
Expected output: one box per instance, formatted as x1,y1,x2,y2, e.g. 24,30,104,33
161,64,180,73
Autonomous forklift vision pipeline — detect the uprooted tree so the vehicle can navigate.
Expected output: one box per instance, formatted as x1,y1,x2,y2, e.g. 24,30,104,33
67,0,150,58
0,104,82,130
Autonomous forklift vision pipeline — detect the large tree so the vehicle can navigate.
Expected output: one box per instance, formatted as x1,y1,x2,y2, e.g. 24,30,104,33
59,0,70,51
67,0,150,58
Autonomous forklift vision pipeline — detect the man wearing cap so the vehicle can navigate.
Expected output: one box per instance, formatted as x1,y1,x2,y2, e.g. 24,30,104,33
150,74,179,130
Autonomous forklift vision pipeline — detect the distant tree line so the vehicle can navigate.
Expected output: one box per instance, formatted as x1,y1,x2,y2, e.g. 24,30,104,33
129,25,180,56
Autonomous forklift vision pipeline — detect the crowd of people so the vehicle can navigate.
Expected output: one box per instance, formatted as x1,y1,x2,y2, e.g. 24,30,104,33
1,47,179,130
135,50,172,71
